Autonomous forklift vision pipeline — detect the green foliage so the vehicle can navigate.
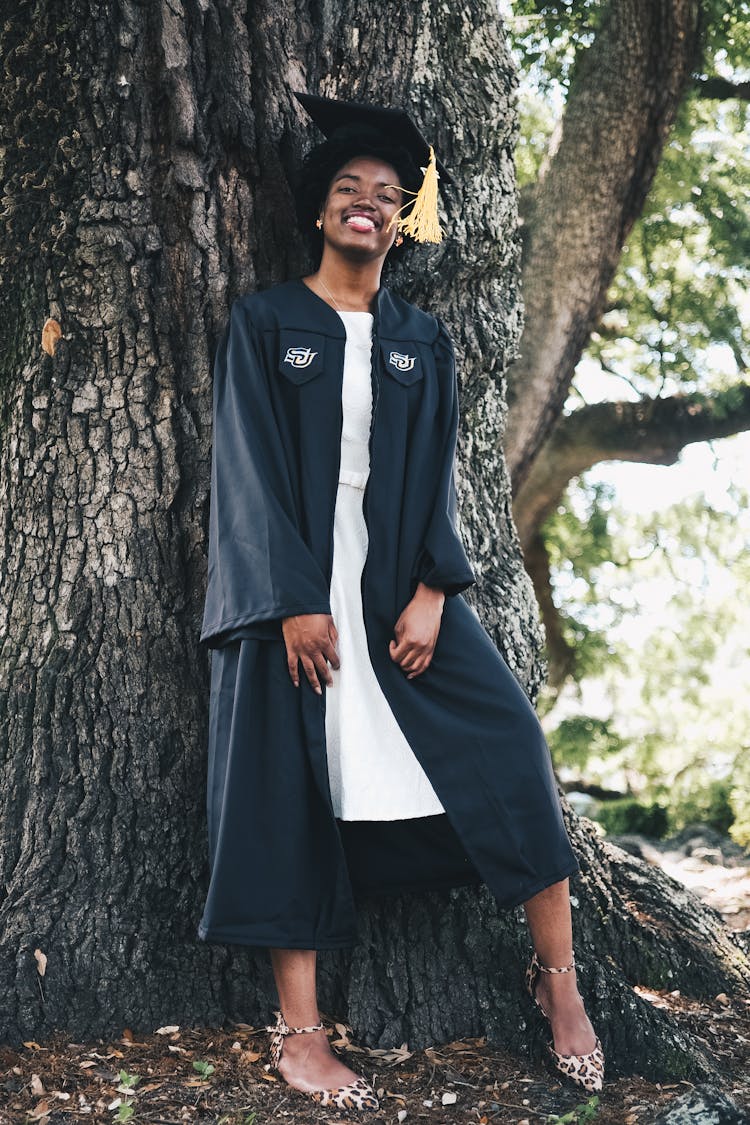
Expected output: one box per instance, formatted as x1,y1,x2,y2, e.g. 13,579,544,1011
593,797,669,837
598,89,750,400
193,1059,215,1077
728,749,750,847
506,2,604,93
666,777,735,835
507,0,750,90
542,476,750,835
542,482,632,682
547,1093,601,1122
117,1071,141,1089
699,0,750,77
113,1070,140,1120
548,715,626,771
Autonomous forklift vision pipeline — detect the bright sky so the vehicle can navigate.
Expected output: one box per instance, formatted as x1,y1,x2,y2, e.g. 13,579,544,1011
587,434,750,514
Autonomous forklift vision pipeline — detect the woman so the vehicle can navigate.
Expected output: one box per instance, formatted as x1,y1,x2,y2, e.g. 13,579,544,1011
197,91,605,1111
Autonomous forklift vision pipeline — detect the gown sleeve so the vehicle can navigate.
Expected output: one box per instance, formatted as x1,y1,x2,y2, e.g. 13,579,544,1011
199,299,332,649
411,317,478,599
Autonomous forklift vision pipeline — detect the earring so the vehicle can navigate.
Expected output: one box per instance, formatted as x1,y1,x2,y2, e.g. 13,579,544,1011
395,234,404,246
315,217,323,229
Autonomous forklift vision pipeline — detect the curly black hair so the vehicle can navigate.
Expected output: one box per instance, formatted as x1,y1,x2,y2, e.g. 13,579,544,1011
292,123,426,264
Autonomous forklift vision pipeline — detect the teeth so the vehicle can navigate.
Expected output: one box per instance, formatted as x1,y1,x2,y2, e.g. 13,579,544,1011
346,215,376,230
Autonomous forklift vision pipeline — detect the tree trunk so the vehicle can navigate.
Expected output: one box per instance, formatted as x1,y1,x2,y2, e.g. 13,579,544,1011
0,0,746,1083
504,0,703,491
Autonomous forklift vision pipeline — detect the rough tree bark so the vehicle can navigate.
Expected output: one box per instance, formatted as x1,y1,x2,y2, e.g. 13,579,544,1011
0,0,747,1084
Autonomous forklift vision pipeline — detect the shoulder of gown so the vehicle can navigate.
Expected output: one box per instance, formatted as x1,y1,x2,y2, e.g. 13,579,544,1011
227,280,448,348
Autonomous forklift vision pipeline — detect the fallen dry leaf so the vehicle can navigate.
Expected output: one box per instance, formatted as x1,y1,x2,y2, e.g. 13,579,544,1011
41,319,62,357
26,1100,51,1121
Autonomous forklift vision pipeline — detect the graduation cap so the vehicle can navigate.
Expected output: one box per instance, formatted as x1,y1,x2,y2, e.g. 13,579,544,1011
293,90,450,244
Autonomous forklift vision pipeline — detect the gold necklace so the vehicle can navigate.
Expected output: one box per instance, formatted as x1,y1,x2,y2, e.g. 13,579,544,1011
317,276,343,311
316,275,373,314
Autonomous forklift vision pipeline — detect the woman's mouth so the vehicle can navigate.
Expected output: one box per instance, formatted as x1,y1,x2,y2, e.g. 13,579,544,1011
344,214,378,233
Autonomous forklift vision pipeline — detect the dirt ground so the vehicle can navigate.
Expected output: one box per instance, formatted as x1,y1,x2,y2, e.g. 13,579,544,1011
3,825,749,1125
2,986,748,1125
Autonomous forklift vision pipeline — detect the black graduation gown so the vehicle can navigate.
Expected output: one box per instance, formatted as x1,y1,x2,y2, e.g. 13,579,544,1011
196,278,579,949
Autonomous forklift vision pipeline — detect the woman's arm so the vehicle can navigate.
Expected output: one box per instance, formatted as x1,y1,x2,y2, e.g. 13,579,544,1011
200,299,333,649
410,317,477,599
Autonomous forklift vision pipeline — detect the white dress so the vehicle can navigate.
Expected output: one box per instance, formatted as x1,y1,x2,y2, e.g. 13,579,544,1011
324,309,446,822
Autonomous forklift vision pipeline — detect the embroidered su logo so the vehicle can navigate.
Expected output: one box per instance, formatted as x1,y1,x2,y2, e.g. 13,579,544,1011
389,351,416,371
284,346,319,369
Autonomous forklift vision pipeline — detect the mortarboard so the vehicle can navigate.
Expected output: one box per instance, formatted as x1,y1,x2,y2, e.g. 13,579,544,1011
293,90,450,244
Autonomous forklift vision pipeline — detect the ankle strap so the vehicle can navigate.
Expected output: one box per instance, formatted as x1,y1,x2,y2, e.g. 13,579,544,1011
534,950,576,974
265,1008,325,1036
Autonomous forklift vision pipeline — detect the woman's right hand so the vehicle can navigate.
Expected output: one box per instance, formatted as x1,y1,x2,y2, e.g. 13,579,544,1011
282,614,340,694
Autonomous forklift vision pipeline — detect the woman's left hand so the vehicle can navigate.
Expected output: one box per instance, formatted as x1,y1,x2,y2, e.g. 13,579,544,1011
389,582,446,679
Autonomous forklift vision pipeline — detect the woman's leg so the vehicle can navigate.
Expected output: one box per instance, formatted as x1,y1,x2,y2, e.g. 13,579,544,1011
267,948,368,1092
522,878,598,1054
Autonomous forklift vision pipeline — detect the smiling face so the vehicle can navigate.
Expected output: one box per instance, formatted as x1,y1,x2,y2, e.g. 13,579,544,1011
318,155,405,259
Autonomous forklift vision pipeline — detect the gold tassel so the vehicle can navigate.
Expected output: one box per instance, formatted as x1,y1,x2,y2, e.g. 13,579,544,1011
385,145,445,244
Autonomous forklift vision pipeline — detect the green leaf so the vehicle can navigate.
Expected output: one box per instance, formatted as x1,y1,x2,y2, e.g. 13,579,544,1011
192,1059,215,1077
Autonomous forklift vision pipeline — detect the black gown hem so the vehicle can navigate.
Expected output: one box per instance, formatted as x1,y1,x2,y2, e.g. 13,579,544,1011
494,861,581,911
196,923,359,951
353,860,580,909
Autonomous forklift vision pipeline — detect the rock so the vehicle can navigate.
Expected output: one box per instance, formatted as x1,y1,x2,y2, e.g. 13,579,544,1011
663,824,749,863
732,929,750,957
650,1086,747,1124
691,847,726,866
606,834,665,865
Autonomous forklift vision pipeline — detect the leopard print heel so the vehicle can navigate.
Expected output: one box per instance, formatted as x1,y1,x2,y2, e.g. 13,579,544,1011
525,950,605,1093
265,1009,380,1111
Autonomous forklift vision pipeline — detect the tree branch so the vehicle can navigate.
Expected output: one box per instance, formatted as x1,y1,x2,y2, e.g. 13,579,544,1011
694,75,750,102
513,384,750,550
523,531,577,692
560,779,627,801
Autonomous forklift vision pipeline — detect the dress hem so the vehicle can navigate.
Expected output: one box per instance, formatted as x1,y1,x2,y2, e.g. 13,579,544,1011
196,923,360,951
496,861,581,911
195,861,579,948
351,861,579,907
